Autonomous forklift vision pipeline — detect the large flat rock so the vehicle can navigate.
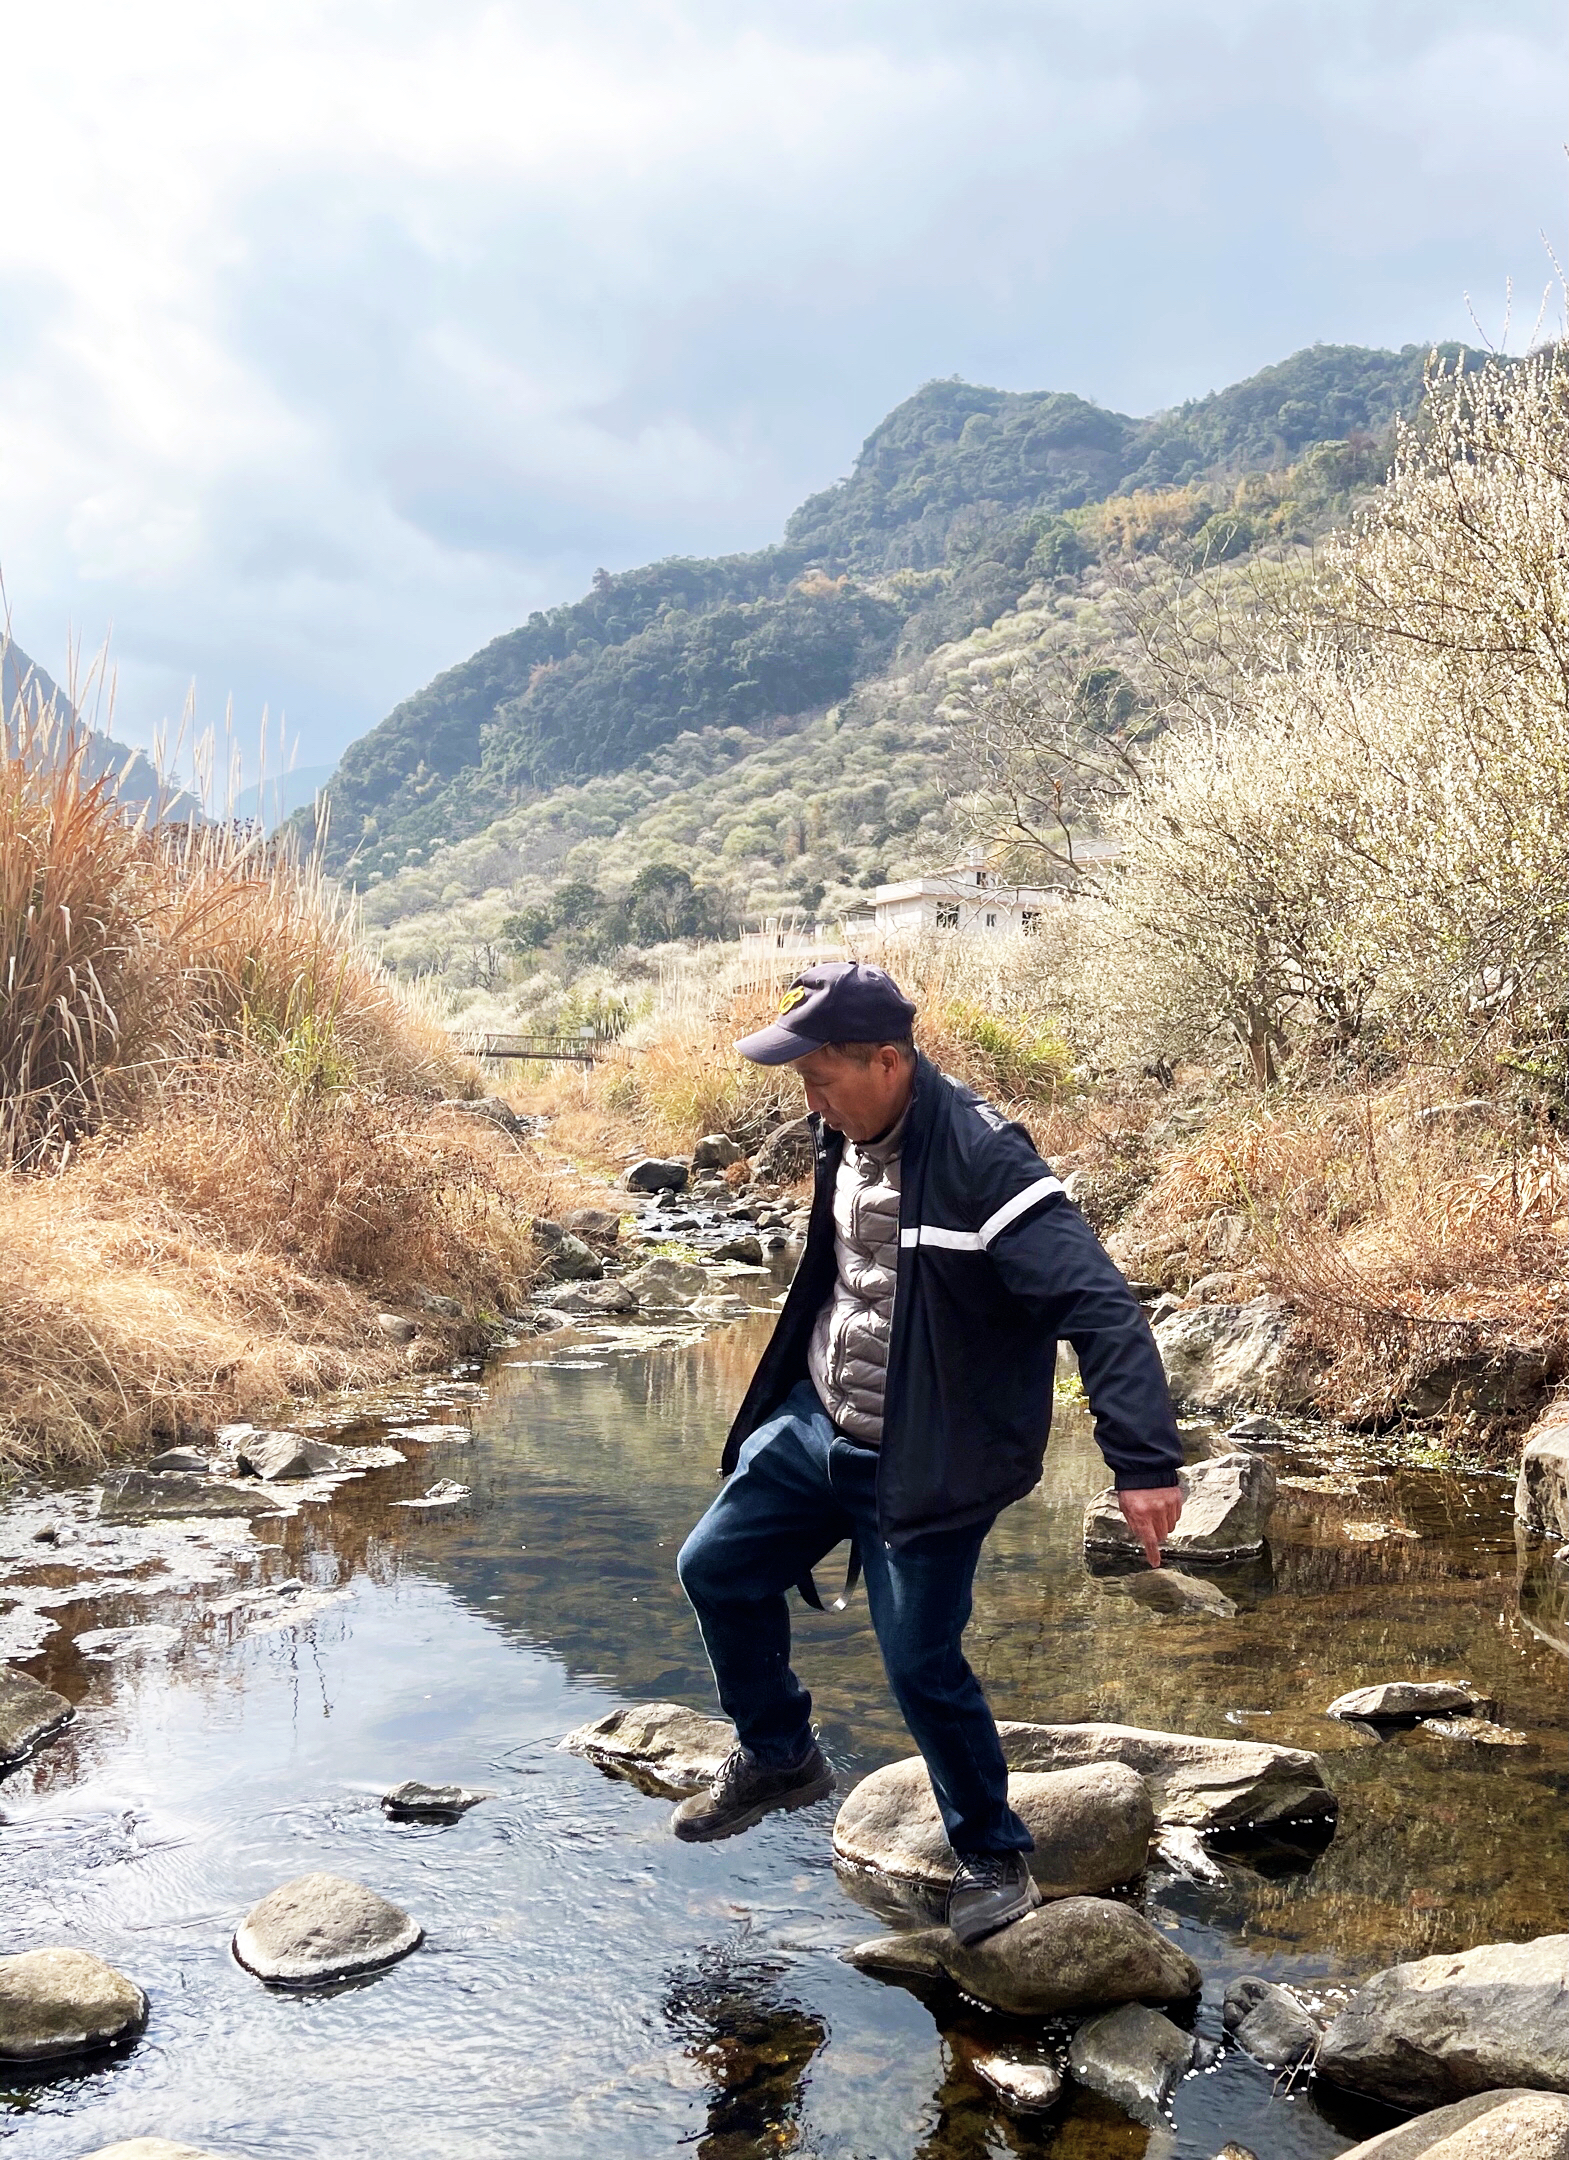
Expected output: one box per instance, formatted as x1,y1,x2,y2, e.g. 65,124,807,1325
0,1665,74,1767
560,1701,734,1798
1084,1451,1278,1562
1329,2089,1569,2160
1317,1934,1569,2110
996,1720,1337,1833
0,1947,147,2061
1153,1298,1314,1413
832,1757,1152,1895
1517,1407,1569,1541
844,1895,1201,2017
233,1873,422,1986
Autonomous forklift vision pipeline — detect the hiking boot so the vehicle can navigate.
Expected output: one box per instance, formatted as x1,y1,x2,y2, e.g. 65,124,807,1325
945,1851,1042,1946
670,1742,833,1842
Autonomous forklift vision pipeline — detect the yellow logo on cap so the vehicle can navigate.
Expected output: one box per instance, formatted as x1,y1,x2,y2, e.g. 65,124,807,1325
778,985,808,1014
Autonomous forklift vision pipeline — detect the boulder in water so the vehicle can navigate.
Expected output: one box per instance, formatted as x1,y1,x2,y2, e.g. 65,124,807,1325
236,1432,343,1481
233,1873,422,1986
1327,2089,1569,2160
625,1258,709,1303
1316,1933,1569,2109
0,1947,148,2060
1106,1568,1238,1617
832,1757,1152,1896
544,1280,638,1316
996,1720,1336,1833
843,1895,1200,2017
563,1207,622,1242
382,1780,492,1820
1223,1976,1323,2067
0,1665,73,1767
1084,1451,1278,1562
1326,1681,1484,1723
1067,2002,1196,2125
712,1234,765,1265
561,1701,734,1796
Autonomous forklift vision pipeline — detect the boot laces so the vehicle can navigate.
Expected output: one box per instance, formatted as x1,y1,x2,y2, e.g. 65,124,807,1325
711,1746,752,1804
954,1852,1011,1890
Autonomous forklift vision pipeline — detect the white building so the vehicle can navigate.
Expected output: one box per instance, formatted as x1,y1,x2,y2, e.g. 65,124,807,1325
740,847,1115,954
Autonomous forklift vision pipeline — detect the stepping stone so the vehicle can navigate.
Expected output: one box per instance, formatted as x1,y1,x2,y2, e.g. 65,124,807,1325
382,1780,492,1820
0,1947,147,2060
233,1873,422,1986
1326,1681,1484,1723
0,1665,73,1768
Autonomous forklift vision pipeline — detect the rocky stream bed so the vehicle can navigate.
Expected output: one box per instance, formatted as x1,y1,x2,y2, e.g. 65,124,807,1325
2,1146,1566,2160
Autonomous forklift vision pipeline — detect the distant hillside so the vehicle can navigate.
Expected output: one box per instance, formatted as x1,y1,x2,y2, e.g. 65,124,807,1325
2,640,174,816
316,342,1463,888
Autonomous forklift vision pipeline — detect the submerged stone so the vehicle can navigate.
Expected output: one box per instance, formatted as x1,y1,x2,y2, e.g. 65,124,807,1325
233,1873,422,1986
0,1664,73,1767
0,1947,147,2061
1067,2002,1197,2125
1108,1568,1238,1617
832,1756,1153,1897
969,2052,1064,2113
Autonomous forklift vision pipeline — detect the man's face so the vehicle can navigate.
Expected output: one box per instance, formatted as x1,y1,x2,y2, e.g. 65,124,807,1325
790,1044,914,1143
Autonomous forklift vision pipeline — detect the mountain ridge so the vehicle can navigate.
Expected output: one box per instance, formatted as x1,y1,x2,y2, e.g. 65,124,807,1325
316,340,1463,889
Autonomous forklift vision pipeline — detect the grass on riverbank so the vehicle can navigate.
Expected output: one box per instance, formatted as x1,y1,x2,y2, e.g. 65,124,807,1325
0,699,552,1469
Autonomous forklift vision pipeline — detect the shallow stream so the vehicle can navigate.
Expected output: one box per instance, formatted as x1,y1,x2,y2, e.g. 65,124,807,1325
2,1309,1566,2160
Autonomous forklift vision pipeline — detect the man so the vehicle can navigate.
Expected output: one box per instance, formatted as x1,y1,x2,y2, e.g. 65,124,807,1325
674,961,1184,1946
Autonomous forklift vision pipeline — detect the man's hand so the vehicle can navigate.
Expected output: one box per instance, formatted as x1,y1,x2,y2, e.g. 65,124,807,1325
1118,1485,1183,1569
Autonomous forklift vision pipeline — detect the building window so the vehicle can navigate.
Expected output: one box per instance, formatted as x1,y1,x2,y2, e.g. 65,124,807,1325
985,912,997,929
974,870,988,887
935,903,959,929
1021,910,1040,935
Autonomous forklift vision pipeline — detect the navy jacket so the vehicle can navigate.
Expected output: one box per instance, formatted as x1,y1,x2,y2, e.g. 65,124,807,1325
724,1054,1182,1545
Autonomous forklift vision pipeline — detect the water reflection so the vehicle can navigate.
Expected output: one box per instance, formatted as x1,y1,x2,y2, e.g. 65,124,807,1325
663,1951,826,2159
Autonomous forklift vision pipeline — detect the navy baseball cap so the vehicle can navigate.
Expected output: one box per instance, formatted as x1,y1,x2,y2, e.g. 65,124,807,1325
735,962,918,1066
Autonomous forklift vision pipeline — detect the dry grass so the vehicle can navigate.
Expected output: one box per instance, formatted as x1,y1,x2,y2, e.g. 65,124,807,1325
1114,1078,1567,1451
0,694,553,1469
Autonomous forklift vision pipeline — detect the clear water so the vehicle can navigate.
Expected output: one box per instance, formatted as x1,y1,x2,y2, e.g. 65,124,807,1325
3,1313,1565,2160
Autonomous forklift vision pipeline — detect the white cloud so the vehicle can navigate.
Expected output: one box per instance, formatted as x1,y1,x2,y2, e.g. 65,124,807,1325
0,0,1561,769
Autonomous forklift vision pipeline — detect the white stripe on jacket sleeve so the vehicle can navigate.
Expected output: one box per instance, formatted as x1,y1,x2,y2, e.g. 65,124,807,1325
897,1175,1065,1253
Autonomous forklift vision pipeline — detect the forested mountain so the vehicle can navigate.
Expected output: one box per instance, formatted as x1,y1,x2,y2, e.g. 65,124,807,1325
315,342,1460,889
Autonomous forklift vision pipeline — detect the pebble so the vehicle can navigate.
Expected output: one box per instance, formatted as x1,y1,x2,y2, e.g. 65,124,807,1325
392,1481,469,1509
383,1780,493,1819
970,2052,1064,2112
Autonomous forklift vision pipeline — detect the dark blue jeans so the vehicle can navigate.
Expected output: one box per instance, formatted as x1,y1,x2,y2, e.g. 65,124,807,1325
676,1381,1032,1856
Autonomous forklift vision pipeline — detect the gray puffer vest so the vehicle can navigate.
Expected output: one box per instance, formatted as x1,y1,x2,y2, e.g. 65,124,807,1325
805,1117,905,1444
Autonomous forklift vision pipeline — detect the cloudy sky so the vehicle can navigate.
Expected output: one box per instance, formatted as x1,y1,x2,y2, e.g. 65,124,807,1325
1,0,1563,775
